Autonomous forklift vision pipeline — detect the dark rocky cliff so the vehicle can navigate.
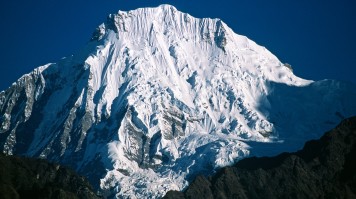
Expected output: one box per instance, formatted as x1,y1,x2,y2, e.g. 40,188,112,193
0,153,101,199
164,116,356,199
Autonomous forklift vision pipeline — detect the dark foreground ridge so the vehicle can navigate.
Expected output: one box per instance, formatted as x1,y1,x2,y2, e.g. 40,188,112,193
164,116,356,199
0,154,101,199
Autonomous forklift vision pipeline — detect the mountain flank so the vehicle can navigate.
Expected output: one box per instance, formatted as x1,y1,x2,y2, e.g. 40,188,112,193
0,153,100,199
1,4,356,198
164,116,356,199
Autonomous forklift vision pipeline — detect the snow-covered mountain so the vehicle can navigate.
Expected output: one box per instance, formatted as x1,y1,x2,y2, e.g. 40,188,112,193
1,4,356,198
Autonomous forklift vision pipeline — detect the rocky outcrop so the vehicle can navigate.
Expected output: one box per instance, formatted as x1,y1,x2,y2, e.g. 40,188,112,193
1,4,356,198
0,153,100,199
164,116,356,199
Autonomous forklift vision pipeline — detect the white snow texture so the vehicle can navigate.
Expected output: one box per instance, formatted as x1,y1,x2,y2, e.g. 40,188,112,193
1,5,356,199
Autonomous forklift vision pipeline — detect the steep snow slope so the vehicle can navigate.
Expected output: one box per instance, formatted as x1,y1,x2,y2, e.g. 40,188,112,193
164,116,356,199
1,5,356,198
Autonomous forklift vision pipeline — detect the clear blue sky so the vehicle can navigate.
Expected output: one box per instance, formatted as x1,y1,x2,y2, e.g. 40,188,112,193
0,0,355,90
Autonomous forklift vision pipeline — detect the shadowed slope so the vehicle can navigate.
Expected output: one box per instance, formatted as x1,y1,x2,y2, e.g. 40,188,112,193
164,116,356,199
0,153,100,199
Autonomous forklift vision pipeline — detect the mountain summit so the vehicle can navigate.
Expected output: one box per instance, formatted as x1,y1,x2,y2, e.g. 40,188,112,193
1,5,356,198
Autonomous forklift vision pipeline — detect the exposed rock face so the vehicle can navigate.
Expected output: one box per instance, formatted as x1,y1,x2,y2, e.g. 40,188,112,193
1,4,356,198
164,116,356,199
0,153,100,199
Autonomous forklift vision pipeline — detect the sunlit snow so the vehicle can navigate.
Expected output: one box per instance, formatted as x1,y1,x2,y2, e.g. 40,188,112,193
1,5,356,199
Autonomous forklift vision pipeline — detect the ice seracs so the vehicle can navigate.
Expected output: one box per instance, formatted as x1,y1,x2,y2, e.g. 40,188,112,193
1,4,356,198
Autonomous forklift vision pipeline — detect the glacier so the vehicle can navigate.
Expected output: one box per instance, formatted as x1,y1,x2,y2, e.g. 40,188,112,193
1,4,356,198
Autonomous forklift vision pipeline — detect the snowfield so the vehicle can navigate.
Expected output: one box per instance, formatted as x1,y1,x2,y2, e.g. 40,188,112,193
1,5,356,198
